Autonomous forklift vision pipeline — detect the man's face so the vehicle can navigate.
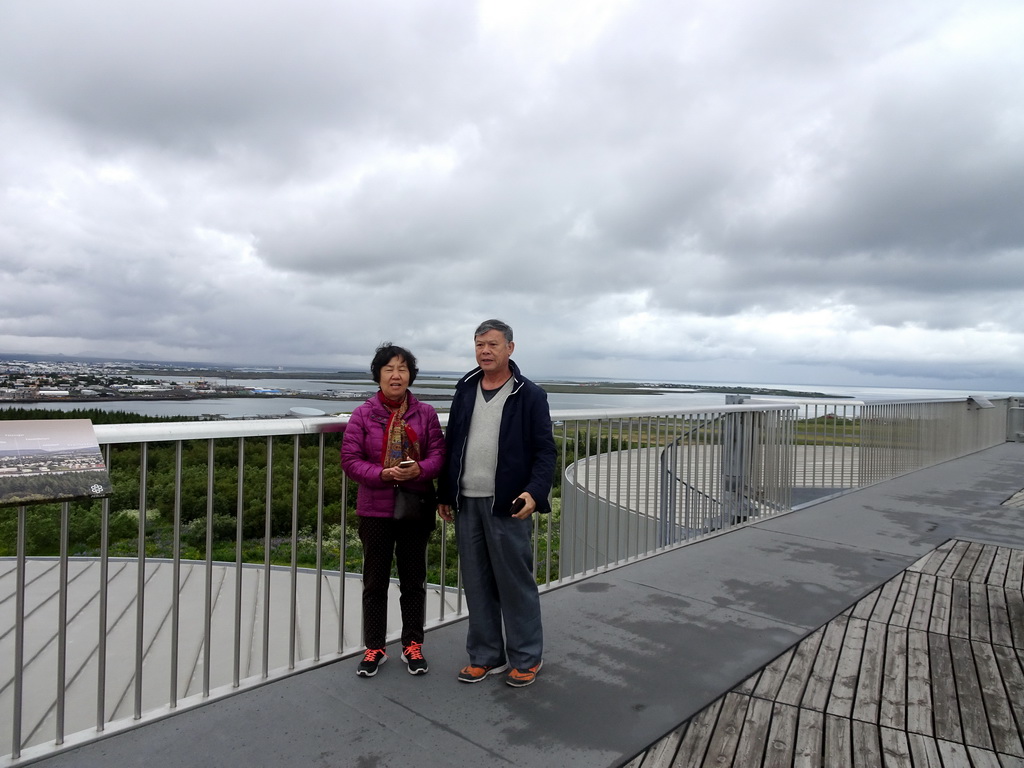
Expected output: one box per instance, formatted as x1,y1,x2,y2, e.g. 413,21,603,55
475,329,514,375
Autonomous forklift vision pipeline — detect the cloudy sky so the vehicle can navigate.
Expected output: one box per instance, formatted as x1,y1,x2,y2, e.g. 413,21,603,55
1,0,1022,391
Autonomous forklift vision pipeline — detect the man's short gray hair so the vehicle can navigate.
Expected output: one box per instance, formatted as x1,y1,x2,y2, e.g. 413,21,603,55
474,319,513,343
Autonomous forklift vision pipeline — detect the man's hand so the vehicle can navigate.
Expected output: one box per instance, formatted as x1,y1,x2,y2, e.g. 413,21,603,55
438,504,453,522
511,493,536,520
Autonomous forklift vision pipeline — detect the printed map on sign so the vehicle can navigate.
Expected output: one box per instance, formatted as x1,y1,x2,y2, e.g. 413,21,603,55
0,420,112,506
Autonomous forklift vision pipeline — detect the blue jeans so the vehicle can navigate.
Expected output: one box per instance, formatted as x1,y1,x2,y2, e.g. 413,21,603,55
456,496,543,670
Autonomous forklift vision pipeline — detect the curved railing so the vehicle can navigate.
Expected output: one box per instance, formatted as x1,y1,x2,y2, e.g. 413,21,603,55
1,397,1014,762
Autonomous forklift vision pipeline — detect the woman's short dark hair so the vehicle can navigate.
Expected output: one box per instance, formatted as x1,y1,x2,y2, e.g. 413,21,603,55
370,342,418,385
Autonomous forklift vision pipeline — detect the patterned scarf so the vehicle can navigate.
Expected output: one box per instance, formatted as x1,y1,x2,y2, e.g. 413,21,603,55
378,390,420,468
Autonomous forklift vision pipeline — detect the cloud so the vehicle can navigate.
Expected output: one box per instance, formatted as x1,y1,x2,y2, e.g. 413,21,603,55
1,0,1023,391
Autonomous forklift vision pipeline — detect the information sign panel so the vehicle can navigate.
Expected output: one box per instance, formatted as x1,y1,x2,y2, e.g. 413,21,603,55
0,419,112,506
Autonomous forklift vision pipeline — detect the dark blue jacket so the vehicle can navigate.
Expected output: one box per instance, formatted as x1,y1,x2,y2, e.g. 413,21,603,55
439,360,556,516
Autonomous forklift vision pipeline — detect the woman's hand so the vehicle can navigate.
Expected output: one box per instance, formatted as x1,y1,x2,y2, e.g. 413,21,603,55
382,461,421,484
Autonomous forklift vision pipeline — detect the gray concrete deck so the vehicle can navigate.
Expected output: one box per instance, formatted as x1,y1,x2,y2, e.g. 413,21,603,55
18,442,1024,768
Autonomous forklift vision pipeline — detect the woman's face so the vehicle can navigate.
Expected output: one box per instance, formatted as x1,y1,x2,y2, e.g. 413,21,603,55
379,355,411,401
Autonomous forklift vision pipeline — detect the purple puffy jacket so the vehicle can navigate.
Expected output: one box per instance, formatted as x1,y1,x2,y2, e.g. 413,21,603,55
340,392,445,518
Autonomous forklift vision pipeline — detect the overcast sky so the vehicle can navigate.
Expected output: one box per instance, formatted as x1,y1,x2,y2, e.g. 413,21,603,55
1,0,1022,391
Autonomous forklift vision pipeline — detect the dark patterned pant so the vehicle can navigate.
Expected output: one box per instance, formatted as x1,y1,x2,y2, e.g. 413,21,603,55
358,515,433,649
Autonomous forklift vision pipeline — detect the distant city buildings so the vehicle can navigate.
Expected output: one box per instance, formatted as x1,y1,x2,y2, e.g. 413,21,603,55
0,358,363,405
2,359,246,402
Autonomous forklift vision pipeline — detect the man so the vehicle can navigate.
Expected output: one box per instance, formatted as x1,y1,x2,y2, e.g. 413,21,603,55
438,319,556,688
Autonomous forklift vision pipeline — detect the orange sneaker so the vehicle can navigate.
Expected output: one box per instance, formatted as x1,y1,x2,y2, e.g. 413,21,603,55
457,662,509,683
506,660,543,687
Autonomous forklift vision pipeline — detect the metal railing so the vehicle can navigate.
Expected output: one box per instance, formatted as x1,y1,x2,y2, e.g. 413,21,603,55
0,397,1014,762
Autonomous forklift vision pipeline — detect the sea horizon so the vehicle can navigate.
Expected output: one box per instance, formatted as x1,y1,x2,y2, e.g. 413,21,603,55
2,366,1019,421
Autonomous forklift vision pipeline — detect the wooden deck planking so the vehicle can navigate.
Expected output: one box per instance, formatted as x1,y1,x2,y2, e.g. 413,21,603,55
624,539,1024,767
973,638,1024,757
792,708,823,768
879,726,912,767
671,698,721,768
751,646,794,701
949,635,992,750
1010,549,1024,592
762,703,797,768
801,616,847,713
879,624,908,731
905,628,934,738
825,616,864,718
852,618,885,724
775,625,823,707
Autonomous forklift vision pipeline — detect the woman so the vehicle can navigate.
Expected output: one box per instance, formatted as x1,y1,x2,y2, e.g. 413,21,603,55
340,343,445,677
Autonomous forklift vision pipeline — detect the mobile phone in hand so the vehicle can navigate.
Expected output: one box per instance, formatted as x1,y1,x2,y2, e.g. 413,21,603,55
510,497,526,514
399,460,415,468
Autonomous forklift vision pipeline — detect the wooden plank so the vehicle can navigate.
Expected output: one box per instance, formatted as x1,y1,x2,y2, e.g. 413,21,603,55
913,540,955,577
884,571,918,628
989,546,1011,589
850,584,881,621
1008,548,1024,592
928,632,963,743
752,646,795,702
879,726,913,768
671,697,721,768
993,645,1024,746
929,576,952,635
906,731,943,768
970,580,992,643
761,702,797,768
906,629,934,737
852,618,885,724
909,574,936,632
880,625,908,731
949,636,992,750
732,670,758,697
936,739,971,766
952,540,983,582
971,543,997,584
638,723,686,768
826,616,865,718
988,584,1014,648
992,753,1024,768
731,696,774,767
906,548,938,575
822,713,851,767
801,616,848,713
972,639,1024,757
936,540,971,580
776,626,825,707
964,745,1003,768
948,579,972,640
1006,587,1024,650
850,719,881,768
699,692,747,767
793,708,823,768
867,575,902,625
